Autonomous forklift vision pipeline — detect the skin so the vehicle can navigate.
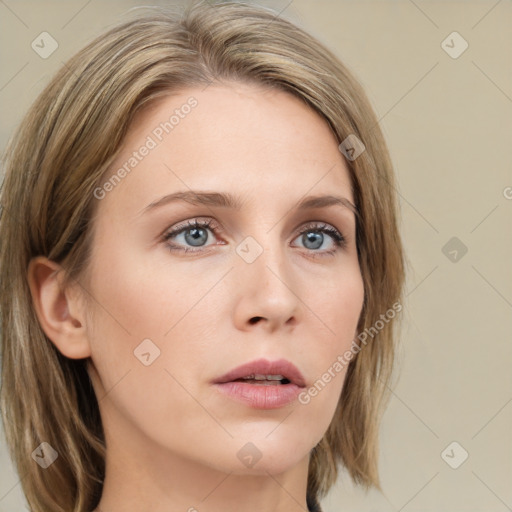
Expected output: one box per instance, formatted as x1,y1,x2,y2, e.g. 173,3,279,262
28,81,365,512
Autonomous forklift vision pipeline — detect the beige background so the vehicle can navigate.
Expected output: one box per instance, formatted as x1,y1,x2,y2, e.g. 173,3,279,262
1,0,511,511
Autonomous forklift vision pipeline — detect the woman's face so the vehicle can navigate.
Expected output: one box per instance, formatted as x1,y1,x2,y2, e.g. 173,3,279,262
84,82,364,476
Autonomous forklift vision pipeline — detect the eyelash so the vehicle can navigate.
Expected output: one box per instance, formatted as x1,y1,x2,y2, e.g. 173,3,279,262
162,218,347,257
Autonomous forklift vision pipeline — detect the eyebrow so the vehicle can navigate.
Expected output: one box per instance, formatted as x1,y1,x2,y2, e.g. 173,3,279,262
141,190,358,216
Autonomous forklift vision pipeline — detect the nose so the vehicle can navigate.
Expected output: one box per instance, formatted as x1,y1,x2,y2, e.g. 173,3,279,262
231,238,301,333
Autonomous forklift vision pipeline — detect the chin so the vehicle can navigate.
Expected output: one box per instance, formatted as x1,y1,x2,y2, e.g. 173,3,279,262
227,434,313,476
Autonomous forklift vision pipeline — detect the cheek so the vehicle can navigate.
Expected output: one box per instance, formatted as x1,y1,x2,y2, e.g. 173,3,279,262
85,246,222,451
88,234,220,337
85,239,227,393
311,264,365,349
297,268,364,413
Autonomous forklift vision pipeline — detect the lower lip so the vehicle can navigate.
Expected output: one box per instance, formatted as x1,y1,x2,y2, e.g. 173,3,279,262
213,381,303,409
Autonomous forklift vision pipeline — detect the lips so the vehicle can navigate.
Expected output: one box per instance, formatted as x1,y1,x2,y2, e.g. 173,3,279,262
212,359,306,409
213,358,306,388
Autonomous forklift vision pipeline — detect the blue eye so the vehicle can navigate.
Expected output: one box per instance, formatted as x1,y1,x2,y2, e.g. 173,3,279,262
293,222,346,257
162,219,218,253
162,218,346,256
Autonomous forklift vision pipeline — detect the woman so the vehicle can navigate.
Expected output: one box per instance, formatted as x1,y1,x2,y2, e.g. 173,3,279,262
0,1,405,511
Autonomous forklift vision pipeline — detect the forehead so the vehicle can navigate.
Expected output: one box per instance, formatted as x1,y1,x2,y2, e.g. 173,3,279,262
97,82,354,217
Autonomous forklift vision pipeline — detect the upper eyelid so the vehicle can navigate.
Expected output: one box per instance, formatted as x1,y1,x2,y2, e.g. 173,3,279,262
163,218,347,243
164,218,219,236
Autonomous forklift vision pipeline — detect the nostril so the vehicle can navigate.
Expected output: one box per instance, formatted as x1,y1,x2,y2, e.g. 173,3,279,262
249,317,263,325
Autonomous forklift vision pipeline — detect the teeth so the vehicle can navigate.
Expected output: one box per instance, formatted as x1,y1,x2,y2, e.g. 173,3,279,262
243,374,285,381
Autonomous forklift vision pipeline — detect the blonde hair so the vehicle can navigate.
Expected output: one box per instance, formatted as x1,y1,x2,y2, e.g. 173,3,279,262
0,1,405,511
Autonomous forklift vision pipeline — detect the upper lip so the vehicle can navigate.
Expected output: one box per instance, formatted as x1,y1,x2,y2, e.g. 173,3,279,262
213,358,306,387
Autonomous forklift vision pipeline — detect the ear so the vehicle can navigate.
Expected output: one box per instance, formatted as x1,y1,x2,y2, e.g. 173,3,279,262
27,256,91,359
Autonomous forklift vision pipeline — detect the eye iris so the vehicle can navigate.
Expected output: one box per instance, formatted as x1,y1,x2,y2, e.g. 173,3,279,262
185,227,208,246
303,231,323,250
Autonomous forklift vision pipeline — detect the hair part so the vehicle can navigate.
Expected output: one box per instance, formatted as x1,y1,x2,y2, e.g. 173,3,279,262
0,1,405,510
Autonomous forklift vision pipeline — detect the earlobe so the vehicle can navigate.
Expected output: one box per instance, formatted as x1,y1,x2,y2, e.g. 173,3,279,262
27,256,92,359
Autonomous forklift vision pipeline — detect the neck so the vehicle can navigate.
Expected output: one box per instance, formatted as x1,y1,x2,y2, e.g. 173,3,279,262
93,411,311,512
